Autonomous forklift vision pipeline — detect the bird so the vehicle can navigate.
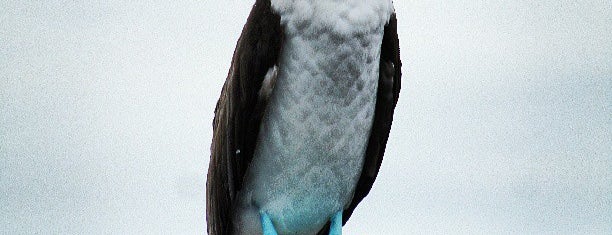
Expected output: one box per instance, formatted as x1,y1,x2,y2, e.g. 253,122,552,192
207,0,401,234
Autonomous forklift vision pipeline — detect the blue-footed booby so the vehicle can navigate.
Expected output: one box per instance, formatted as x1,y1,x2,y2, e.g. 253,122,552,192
207,0,401,234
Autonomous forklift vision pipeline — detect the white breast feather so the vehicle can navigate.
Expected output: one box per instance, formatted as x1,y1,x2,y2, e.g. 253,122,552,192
233,1,395,234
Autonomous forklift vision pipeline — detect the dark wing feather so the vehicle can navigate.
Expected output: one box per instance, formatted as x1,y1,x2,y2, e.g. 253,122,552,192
343,12,402,223
316,13,402,234
206,1,283,234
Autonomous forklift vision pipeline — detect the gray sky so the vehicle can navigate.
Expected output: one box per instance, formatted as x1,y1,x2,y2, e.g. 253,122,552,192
1,0,610,234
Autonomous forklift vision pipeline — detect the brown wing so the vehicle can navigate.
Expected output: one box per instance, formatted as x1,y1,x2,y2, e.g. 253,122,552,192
314,13,402,234
317,12,401,234
342,12,402,224
206,1,284,234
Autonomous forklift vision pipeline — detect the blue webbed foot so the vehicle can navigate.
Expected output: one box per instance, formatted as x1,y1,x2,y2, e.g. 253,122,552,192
329,211,342,235
259,211,278,235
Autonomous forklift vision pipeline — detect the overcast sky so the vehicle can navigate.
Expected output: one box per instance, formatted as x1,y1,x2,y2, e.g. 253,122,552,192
1,0,610,234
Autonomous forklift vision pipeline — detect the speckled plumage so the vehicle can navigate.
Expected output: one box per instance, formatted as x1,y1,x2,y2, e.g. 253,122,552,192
232,1,394,234
206,0,401,234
